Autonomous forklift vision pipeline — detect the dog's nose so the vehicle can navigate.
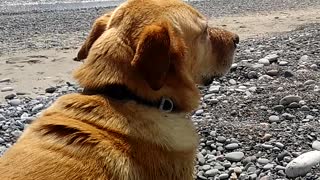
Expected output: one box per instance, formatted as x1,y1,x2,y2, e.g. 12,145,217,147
233,34,240,45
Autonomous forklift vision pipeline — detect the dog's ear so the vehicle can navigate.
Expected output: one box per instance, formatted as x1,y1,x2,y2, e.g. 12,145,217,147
74,13,112,61
131,22,180,91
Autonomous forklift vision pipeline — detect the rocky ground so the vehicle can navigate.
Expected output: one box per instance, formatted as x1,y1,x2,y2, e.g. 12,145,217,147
1,0,320,179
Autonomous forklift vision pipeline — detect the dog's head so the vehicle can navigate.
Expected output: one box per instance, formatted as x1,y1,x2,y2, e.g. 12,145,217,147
74,0,238,112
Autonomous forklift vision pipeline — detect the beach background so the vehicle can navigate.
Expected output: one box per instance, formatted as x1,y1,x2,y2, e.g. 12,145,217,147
0,0,320,101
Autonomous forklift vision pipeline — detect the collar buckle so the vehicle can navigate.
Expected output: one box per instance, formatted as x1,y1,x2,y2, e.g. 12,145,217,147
159,97,174,113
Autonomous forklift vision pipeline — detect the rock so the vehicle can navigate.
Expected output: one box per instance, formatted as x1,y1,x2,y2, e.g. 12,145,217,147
273,105,284,112
225,143,239,150
195,109,204,115
274,142,285,149
288,102,300,108
0,78,11,83
282,113,295,120
4,94,16,100
300,105,310,111
197,153,205,165
266,69,279,76
202,165,211,171
284,71,294,77
269,115,280,122
299,55,309,62
312,141,320,150
219,173,229,179
217,136,227,143
209,85,220,93
257,158,270,164
285,151,320,178
261,144,273,149
225,152,244,162
1,87,14,92
9,99,21,106
264,54,279,62
229,79,237,85
258,58,270,65
310,64,318,70
247,71,258,79
258,75,273,81
304,80,316,86
263,164,274,170
280,95,302,105
234,167,242,174
279,61,288,66
261,134,272,141
45,87,56,93
32,104,44,112
204,169,219,177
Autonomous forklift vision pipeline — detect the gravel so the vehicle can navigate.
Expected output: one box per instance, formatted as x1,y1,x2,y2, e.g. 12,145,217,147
0,1,320,179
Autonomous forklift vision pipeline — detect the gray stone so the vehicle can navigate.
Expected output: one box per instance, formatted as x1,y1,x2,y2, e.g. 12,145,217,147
310,64,318,70
288,102,300,108
279,61,288,66
229,79,237,85
195,109,204,115
285,151,320,178
9,99,21,106
209,85,221,93
219,173,229,179
1,87,14,92
258,58,270,65
304,80,316,86
301,105,310,111
280,95,302,105
274,142,285,149
261,144,274,149
282,113,295,120
264,54,279,62
204,169,219,177
225,152,244,162
197,153,206,165
216,136,227,143
225,143,239,150
312,141,320,150
32,104,44,112
272,105,283,112
266,69,279,76
263,164,274,170
202,165,211,171
269,115,280,122
248,173,257,180
247,71,258,79
0,78,11,83
257,158,270,164
299,55,309,62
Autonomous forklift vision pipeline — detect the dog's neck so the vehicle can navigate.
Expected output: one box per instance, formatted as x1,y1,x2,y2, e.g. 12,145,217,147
82,84,178,113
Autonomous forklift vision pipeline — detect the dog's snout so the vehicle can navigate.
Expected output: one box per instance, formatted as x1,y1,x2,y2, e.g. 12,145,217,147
233,34,239,45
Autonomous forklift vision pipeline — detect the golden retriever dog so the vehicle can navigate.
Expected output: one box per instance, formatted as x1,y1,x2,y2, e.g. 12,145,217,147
0,0,239,179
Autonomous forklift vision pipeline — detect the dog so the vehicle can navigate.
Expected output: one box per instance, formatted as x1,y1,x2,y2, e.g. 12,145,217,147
0,0,239,179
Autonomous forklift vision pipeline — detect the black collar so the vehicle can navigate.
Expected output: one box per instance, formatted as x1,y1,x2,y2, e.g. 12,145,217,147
82,84,177,113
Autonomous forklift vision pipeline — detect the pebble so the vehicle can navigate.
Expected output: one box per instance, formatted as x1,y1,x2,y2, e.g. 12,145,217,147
282,113,295,120
4,94,16,100
1,87,14,92
45,87,56,93
274,142,285,149
195,109,204,115
217,136,227,143
285,151,320,178
204,169,219,177
304,80,315,86
261,144,273,149
263,164,274,170
258,58,270,65
264,54,279,62
279,95,302,105
229,79,237,85
269,115,280,122
312,141,320,150
284,71,294,77
225,152,245,162
310,64,318,70
299,55,309,62
257,158,270,164
279,61,288,66
266,69,279,76
8,99,21,106
209,85,220,93
219,173,229,179
32,104,44,112
273,105,284,112
247,71,258,79
225,143,239,150
0,78,11,83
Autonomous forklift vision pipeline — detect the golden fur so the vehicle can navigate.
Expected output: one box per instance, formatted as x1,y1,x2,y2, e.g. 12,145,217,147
0,0,239,179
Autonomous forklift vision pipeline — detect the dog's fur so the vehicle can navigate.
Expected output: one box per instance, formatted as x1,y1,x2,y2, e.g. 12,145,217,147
0,0,238,179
